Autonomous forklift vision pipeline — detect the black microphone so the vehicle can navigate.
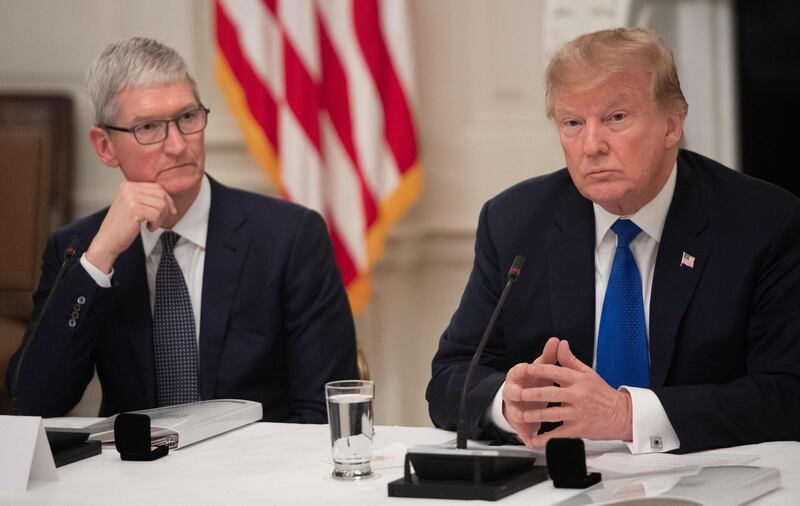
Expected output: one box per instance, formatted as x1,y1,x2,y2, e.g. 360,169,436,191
389,255,549,501
9,234,81,416
456,254,525,449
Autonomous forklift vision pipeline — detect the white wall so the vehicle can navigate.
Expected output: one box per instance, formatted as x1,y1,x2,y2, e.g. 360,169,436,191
0,0,736,425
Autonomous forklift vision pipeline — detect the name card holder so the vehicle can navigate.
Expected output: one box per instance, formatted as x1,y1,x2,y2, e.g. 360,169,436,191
0,415,58,492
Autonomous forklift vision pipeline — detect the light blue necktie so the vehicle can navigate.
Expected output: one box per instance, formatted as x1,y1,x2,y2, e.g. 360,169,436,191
596,219,649,388
153,231,200,406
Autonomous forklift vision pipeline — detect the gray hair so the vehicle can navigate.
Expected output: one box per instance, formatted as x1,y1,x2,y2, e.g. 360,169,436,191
545,27,688,119
86,37,201,126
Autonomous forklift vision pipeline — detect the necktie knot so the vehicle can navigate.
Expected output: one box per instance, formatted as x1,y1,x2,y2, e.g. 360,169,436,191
611,219,641,248
160,231,179,255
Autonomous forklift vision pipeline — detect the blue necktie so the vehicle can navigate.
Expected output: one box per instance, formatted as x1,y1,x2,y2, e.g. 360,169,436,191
153,231,200,406
596,219,649,389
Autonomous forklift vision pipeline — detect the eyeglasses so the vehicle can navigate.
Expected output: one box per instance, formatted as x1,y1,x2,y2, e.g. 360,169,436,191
102,106,210,145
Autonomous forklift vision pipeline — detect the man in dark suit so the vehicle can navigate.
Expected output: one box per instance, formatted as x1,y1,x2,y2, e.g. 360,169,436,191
427,27,800,453
5,37,357,422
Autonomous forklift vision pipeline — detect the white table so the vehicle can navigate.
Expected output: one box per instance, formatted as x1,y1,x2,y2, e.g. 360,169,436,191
4,421,800,505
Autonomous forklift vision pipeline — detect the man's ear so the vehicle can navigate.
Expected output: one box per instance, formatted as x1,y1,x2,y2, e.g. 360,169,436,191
663,110,685,149
89,127,120,167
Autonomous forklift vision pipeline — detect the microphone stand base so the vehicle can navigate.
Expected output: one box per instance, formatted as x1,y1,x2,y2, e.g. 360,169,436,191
388,466,548,501
387,448,548,501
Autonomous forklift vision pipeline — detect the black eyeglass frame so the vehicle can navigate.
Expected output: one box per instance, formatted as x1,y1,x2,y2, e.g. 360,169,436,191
102,106,210,145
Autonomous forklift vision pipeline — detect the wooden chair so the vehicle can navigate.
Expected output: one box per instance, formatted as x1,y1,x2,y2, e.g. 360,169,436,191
356,341,370,381
0,94,73,414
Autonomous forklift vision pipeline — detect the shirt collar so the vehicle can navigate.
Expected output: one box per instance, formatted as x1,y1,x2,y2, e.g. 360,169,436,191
593,162,677,246
140,175,210,256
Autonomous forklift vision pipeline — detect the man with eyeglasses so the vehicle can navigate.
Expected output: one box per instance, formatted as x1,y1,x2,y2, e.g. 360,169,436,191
5,37,358,422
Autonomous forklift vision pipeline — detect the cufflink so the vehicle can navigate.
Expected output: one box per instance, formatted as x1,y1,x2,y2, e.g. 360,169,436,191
650,436,663,450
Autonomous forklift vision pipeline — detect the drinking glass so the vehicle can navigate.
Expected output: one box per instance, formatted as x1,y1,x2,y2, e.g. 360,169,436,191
325,380,374,480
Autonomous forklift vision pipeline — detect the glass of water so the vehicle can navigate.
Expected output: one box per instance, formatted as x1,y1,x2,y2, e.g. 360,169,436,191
325,380,375,480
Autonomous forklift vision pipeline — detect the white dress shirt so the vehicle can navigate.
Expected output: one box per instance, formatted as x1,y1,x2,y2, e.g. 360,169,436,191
488,165,680,453
79,175,211,343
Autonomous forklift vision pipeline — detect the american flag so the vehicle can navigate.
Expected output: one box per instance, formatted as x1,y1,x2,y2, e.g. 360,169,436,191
680,251,695,268
214,0,421,313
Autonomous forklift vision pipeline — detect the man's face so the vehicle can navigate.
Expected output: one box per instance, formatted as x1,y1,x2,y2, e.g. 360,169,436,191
552,72,683,216
94,81,206,199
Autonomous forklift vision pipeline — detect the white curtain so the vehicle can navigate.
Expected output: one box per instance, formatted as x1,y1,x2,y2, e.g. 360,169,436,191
635,0,739,169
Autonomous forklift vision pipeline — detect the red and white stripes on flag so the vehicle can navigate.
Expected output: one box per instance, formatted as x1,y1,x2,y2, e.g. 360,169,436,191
214,0,422,314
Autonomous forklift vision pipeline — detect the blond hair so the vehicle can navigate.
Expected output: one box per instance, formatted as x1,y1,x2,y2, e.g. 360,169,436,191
544,27,688,119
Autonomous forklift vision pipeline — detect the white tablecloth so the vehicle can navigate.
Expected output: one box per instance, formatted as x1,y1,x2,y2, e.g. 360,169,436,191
3,420,800,505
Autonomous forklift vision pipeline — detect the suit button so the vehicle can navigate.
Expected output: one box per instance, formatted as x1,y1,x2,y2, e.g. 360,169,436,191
68,318,77,328
77,296,86,304
71,311,80,319
74,304,82,311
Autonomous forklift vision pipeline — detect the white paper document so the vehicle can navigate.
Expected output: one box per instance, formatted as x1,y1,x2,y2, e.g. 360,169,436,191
587,451,758,478
557,465,781,506
0,415,58,492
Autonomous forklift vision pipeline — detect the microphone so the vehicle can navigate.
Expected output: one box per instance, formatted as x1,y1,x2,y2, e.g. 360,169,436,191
389,255,549,501
9,234,81,416
456,254,525,449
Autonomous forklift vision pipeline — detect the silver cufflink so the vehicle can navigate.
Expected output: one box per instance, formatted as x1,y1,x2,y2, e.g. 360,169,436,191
650,436,663,449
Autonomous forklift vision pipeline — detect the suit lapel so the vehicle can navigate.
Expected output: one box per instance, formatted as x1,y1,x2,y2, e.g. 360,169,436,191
114,236,156,406
546,186,596,366
198,179,249,399
649,158,712,386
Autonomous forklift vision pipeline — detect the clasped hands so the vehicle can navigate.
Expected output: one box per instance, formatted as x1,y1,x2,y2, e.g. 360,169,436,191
502,337,633,447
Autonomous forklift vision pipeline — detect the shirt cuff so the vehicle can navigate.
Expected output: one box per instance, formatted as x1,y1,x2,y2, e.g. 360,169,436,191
80,252,114,288
622,386,680,454
484,381,516,434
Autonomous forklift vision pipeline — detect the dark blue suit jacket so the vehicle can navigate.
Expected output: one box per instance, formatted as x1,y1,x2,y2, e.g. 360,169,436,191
6,177,358,422
427,150,800,452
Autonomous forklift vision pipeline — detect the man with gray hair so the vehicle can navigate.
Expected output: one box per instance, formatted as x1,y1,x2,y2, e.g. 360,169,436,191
427,27,800,453
6,37,358,422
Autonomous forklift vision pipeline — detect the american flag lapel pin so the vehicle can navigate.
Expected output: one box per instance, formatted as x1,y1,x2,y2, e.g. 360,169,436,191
680,251,695,268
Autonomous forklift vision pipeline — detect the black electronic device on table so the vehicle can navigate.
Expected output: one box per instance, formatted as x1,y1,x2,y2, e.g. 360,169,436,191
45,429,101,467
